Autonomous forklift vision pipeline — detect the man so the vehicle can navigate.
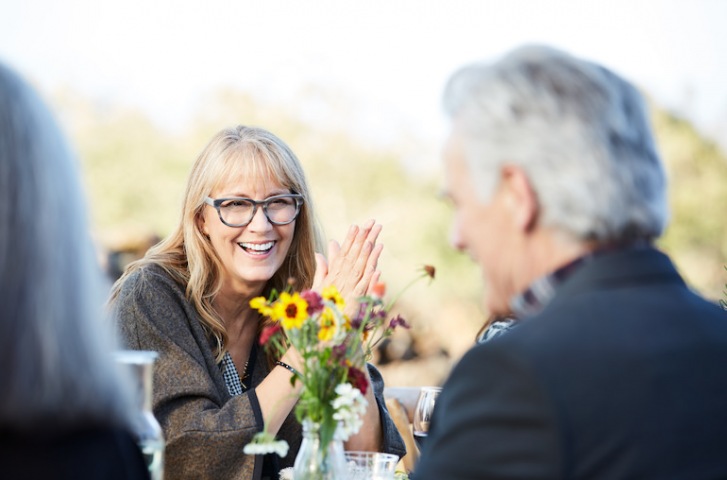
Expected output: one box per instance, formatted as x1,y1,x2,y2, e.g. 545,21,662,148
414,45,727,479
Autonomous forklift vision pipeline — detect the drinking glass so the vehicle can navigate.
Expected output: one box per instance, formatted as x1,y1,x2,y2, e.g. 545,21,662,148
345,451,399,480
115,350,165,480
412,386,441,452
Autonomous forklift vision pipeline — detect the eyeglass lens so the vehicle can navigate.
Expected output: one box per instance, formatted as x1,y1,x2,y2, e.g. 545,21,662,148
218,196,299,226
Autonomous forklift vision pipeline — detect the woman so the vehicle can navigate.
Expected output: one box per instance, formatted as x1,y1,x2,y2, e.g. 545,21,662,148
110,125,405,479
0,63,148,479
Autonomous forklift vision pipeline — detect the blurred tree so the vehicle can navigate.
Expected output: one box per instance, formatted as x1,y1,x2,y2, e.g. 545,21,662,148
652,107,727,299
51,87,727,384
54,89,192,248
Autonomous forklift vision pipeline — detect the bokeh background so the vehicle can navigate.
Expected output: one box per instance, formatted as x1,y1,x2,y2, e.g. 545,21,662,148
3,0,726,387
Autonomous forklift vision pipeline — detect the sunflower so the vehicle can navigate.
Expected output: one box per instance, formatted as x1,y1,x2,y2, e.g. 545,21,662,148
249,296,274,317
273,292,308,330
318,309,337,342
322,285,345,310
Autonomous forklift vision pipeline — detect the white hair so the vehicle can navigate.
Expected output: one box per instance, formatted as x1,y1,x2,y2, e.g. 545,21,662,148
443,44,668,243
0,63,134,431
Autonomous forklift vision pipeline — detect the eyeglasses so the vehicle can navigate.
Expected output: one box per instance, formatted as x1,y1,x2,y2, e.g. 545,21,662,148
204,194,304,227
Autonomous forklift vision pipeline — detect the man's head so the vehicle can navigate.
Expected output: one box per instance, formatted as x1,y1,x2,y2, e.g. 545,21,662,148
441,45,669,314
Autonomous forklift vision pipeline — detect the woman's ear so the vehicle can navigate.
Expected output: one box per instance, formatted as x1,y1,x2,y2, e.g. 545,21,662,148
501,165,539,233
196,212,210,237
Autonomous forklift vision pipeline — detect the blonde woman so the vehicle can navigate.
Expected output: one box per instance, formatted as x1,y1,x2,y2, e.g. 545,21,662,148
110,126,405,480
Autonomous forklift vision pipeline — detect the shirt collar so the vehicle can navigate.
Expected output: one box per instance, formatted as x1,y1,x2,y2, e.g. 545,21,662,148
509,240,651,319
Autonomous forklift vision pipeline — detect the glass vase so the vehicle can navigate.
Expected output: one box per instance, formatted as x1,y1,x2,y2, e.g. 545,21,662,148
293,419,347,480
115,350,165,480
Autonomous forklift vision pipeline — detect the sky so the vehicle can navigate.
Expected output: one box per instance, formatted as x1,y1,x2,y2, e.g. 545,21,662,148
2,0,726,152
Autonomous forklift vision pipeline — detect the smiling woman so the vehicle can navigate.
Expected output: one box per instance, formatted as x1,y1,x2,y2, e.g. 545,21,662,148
108,125,406,480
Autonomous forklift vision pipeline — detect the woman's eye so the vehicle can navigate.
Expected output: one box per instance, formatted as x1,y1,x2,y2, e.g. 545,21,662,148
222,200,250,208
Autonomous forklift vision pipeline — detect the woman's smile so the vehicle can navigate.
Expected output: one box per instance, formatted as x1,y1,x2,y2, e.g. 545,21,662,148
238,240,277,256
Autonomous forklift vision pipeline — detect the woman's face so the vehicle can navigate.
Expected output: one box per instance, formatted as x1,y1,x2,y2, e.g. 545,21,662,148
199,171,297,297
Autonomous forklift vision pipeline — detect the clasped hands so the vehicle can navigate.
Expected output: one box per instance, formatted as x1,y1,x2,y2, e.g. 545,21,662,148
313,219,383,315
283,219,383,370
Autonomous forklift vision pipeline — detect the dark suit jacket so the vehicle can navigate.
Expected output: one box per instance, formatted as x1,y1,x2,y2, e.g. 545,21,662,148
415,247,727,479
0,426,149,479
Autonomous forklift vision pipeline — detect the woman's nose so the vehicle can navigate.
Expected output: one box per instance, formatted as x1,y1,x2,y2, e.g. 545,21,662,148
247,206,273,231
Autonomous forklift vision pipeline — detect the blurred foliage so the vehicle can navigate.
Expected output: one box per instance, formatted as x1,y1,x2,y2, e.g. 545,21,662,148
52,87,727,367
651,107,727,300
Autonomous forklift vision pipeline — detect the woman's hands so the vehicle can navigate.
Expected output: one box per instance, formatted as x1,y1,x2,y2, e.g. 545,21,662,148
259,221,385,440
312,220,383,313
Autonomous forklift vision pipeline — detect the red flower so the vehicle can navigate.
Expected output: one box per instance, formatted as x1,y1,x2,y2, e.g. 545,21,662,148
301,289,324,314
259,323,282,345
332,343,348,362
347,366,369,395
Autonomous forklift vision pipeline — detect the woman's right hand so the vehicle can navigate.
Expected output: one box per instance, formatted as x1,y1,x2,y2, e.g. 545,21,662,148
312,219,383,313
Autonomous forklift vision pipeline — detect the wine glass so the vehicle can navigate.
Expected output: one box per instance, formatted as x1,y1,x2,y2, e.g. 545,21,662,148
412,386,441,452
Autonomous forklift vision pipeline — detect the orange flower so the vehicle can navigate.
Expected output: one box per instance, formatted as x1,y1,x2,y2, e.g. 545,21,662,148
371,282,386,298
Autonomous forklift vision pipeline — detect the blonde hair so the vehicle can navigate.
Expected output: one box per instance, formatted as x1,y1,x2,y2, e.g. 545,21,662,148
111,125,323,362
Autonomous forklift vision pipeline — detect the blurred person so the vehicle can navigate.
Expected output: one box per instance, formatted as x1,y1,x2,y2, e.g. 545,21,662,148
110,125,405,480
0,63,149,479
415,45,727,479
104,233,162,282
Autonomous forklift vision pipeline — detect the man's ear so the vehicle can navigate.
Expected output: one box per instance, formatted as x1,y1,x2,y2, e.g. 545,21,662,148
501,165,539,232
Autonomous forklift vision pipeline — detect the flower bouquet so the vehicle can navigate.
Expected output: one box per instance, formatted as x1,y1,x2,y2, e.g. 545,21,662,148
243,266,435,478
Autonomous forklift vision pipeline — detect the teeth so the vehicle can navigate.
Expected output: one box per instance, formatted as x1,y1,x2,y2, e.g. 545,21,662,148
240,241,275,252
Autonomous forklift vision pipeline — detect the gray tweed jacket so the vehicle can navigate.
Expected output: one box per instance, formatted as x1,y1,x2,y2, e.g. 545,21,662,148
113,263,405,480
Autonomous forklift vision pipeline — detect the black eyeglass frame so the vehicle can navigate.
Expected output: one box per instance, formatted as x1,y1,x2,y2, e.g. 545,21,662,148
204,193,304,227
